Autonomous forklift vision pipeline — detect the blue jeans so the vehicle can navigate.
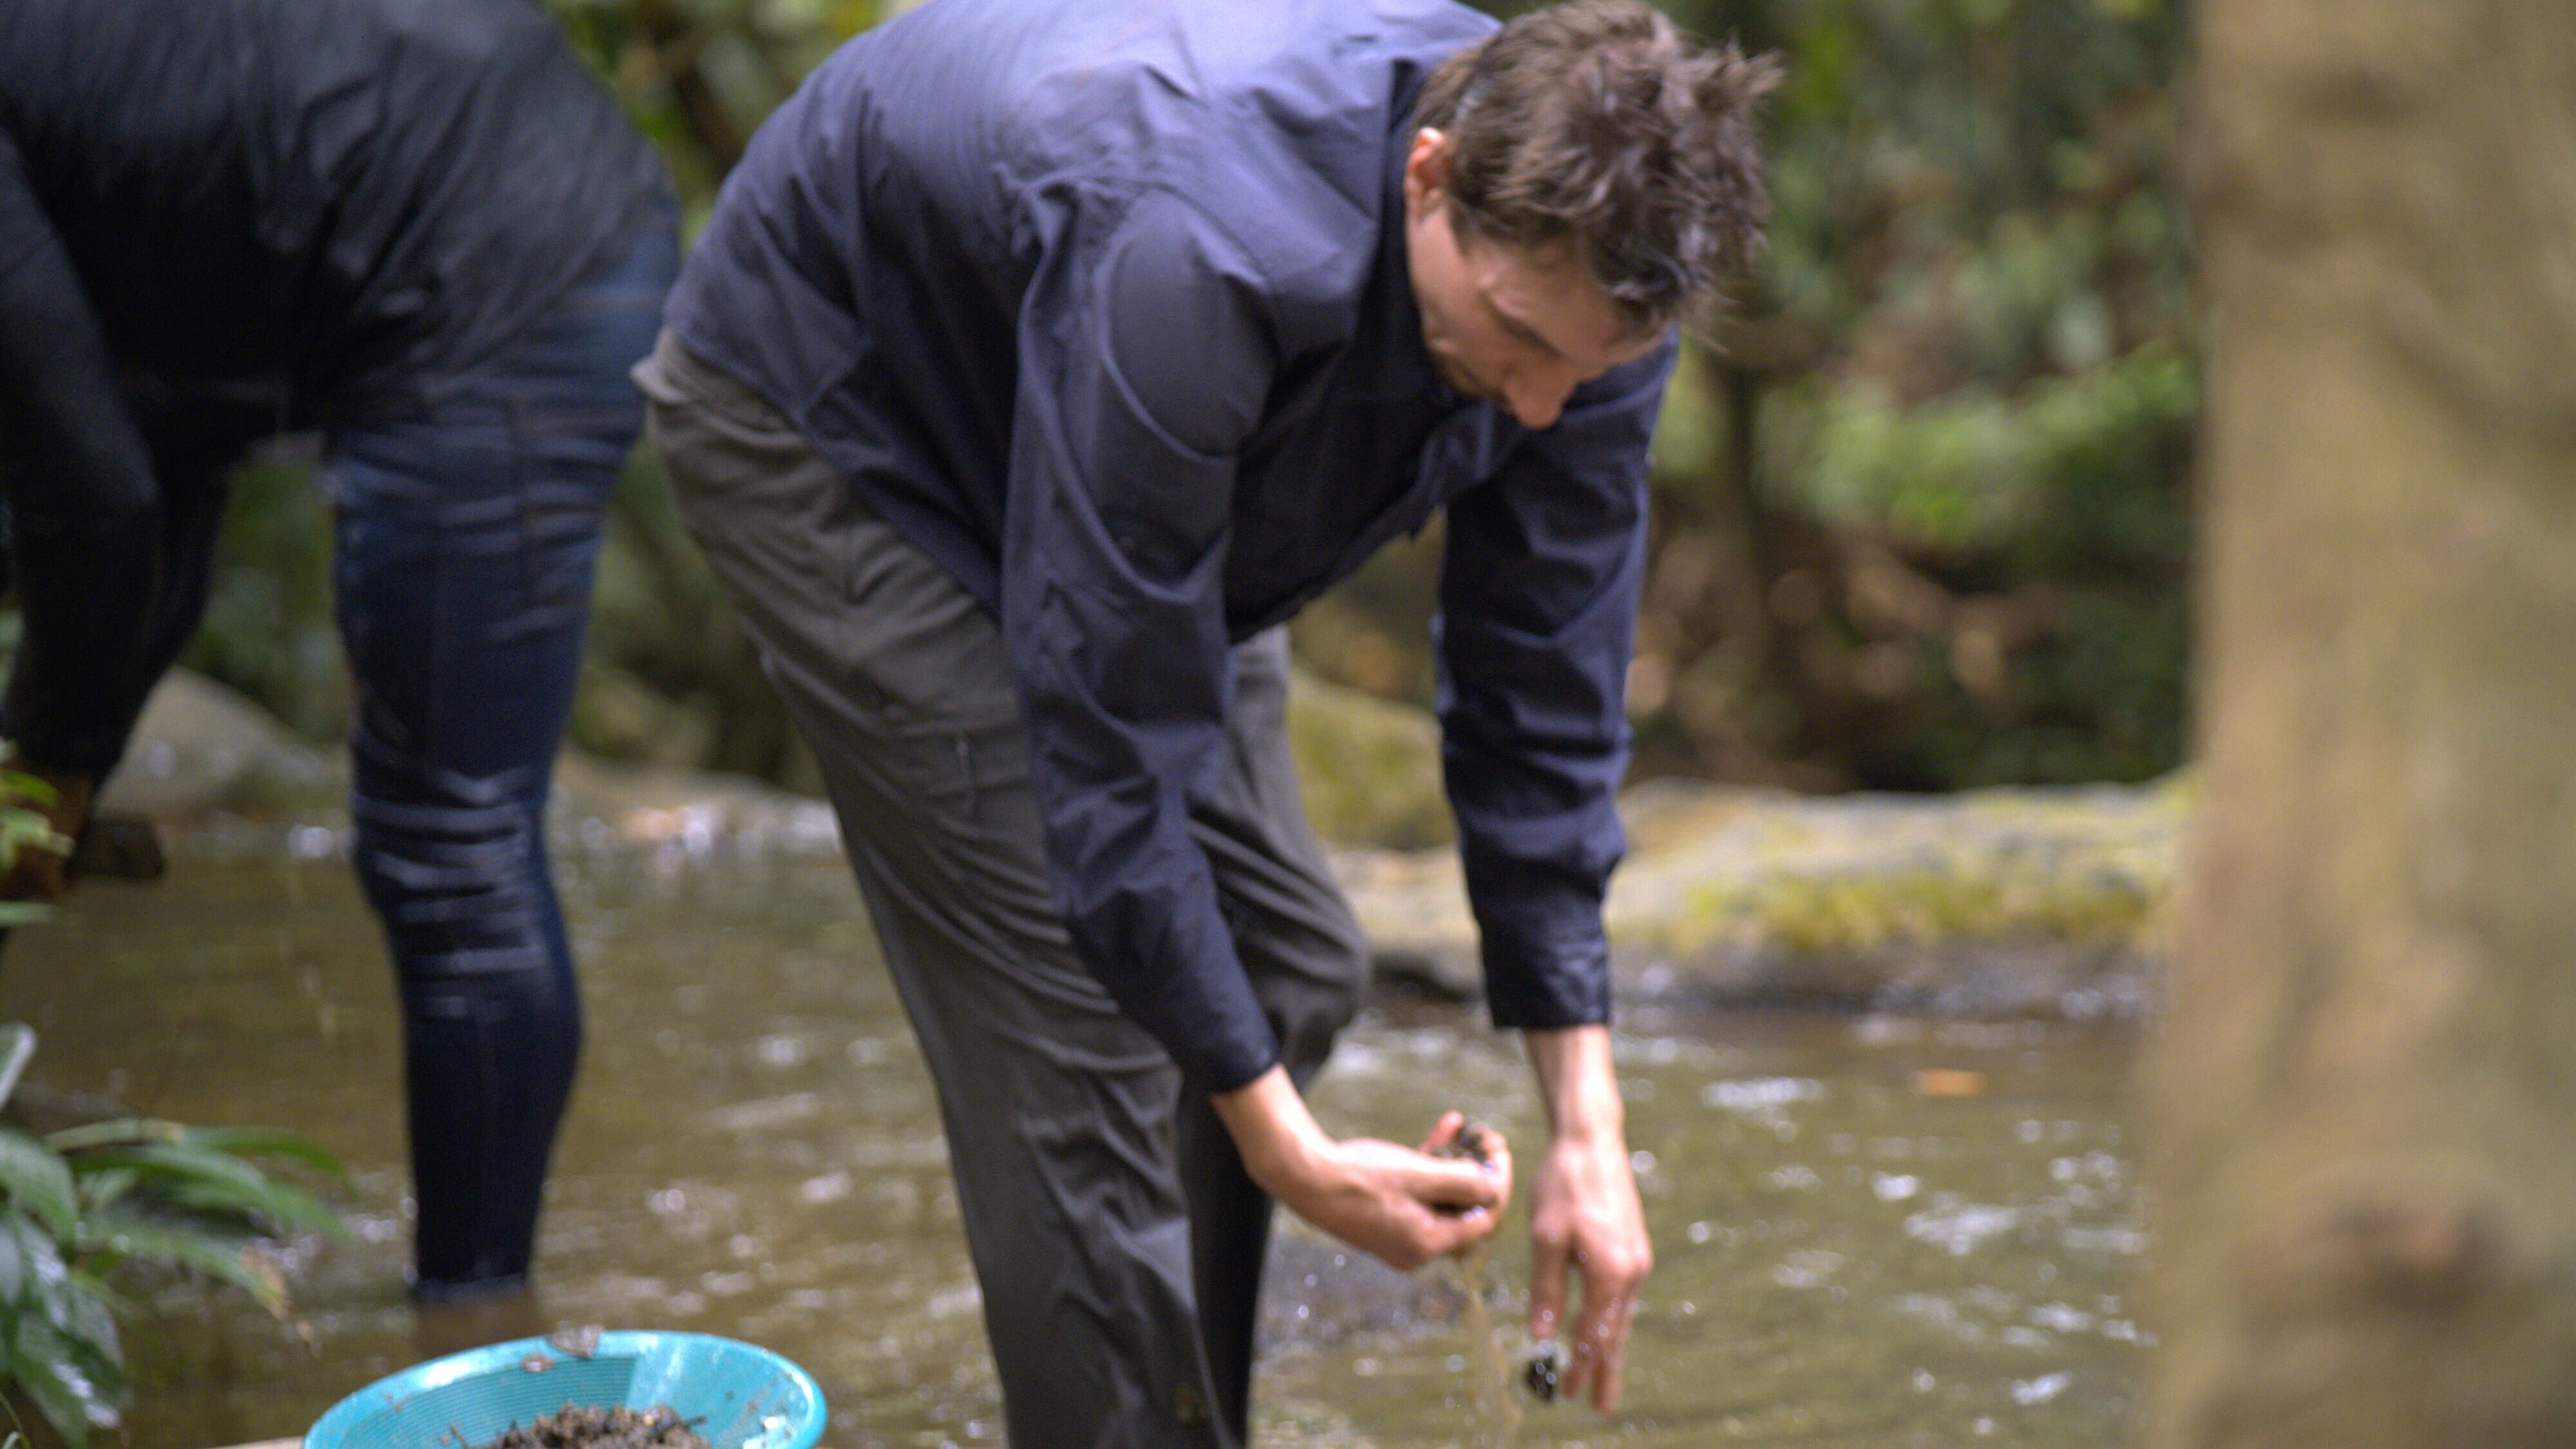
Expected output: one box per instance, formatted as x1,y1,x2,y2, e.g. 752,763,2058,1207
326,215,677,1294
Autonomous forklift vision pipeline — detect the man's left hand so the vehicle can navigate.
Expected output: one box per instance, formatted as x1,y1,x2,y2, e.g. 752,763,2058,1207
1523,1025,1652,1413
0,761,89,904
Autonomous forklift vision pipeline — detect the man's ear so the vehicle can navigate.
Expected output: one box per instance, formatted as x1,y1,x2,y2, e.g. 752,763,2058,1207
1405,127,1451,208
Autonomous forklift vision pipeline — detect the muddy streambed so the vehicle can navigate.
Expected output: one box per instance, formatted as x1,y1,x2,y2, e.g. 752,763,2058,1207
3,832,2143,1448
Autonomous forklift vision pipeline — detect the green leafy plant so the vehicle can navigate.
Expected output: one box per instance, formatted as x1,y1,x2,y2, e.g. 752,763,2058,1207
0,761,348,1443
0,1029,350,1444
0,759,68,930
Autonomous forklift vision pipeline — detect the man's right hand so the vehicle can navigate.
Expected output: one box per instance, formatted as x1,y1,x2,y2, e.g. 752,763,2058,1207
1212,1066,1511,1271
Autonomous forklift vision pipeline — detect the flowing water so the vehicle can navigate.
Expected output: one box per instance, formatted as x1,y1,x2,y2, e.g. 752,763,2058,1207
2,828,2143,1448
1443,1236,1519,1449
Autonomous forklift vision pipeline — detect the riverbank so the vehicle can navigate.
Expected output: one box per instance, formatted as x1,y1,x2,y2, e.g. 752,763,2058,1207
104,670,2180,1019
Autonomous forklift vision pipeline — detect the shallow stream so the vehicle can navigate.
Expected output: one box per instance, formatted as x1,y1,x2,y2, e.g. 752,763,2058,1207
2,831,2143,1448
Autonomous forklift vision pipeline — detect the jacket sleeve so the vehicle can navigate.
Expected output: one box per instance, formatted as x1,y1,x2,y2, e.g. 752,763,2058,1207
0,124,166,779
1435,335,1676,1030
998,189,1283,1090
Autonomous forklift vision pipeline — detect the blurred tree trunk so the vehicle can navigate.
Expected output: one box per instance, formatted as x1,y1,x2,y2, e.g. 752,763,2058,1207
1705,350,1779,674
1689,310,1855,785
605,0,794,779
630,0,747,171
2142,3,2576,1446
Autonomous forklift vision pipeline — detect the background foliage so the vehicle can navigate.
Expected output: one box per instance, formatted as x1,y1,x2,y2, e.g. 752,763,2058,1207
185,0,2195,797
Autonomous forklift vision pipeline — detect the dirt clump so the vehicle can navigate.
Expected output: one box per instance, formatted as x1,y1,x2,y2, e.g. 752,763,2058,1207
466,1405,710,1449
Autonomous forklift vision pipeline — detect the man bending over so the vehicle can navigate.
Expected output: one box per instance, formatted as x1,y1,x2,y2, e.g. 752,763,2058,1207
639,0,1773,1441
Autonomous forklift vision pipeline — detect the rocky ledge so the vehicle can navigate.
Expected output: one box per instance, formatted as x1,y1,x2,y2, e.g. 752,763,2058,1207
1338,776,2177,1021
1291,669,2178,1020
104,670,2180,1019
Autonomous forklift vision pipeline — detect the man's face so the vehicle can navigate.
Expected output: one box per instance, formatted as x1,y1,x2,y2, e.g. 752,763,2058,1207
1402,129,1660,430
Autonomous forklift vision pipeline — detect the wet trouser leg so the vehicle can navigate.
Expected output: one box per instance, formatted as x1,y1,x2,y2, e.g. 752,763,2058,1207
330,218,675,1296
640,331,1367,1449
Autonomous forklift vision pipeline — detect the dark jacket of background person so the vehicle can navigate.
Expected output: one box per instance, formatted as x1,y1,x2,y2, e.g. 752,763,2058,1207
0,0,668,781
669,0,1678,1092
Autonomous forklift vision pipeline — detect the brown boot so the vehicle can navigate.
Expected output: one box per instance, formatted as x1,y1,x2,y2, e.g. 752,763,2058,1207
70,812,165,881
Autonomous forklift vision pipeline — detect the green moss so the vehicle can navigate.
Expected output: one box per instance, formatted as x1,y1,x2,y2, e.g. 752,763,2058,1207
1634,777,2189,963
1285,669,1454,849
1674,866,2161,959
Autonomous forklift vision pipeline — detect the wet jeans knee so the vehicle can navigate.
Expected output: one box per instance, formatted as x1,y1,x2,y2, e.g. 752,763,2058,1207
351,749,582,1291
351,760,558,978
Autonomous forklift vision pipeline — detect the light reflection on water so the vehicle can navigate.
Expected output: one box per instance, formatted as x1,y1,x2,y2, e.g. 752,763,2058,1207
1,843,2141,1448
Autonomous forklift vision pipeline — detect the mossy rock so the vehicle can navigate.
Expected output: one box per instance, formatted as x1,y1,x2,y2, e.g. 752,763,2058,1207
95,670,337,818
1286,668,1452,850
1342,774,2191,1016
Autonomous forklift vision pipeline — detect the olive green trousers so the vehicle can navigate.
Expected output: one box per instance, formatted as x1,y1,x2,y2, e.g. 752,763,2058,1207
638,330,1367,1449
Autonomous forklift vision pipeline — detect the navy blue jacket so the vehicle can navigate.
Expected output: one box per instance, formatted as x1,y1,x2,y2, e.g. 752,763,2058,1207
668,0,1672,1090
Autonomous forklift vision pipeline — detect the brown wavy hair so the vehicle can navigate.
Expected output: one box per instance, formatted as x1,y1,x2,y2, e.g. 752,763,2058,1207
1412,0,1782,334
